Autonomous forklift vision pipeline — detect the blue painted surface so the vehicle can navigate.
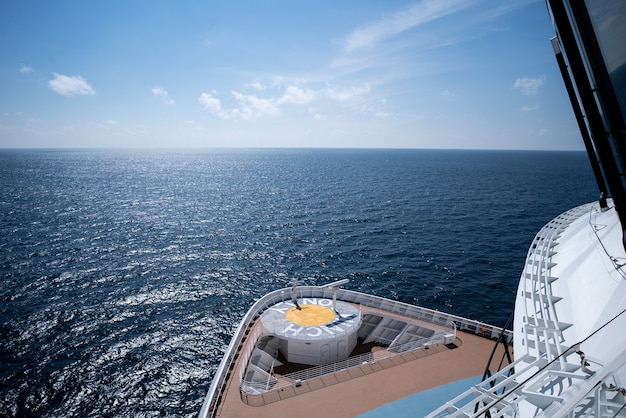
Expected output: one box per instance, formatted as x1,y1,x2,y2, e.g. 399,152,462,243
357,375,483,417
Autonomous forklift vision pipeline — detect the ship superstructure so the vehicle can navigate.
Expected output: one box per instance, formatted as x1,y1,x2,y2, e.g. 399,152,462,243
427,0,626,415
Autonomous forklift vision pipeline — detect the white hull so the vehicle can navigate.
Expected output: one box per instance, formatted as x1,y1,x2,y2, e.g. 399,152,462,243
426,201,626,417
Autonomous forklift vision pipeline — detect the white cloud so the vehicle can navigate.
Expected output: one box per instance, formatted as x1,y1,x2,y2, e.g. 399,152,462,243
48,73,96,96
19,65,33,74
323,85,371,102
278,86,315,105
199,90,280,120
198,82,380,120
152,87,175,105
198,92,229,119
231,91,280,120
344,0,469,52
512,75,546,96
246,81,266,90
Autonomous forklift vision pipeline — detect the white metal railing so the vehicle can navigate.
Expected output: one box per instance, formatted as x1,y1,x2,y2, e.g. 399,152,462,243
237,325,264,384
425,206,587,418
199,285,512,418
198,287,294,418
425,339,626,417
426,202,626,418
240,331,449,394
520,205,584,362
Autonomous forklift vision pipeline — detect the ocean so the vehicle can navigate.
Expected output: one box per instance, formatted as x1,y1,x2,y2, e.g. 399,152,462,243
0,148,597,417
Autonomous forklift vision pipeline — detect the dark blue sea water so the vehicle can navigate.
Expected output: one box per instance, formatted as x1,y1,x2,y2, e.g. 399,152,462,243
0,148,597,417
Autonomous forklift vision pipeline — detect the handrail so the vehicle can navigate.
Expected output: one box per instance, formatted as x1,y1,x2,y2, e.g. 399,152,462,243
426,202,626,417
199,286,512,418
198,287,292,418
241,329,451,394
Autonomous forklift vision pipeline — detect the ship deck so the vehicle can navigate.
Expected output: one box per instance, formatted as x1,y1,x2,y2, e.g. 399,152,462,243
210,301,511,418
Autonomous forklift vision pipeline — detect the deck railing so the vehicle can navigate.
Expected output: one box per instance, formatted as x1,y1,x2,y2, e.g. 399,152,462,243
241,331,450,395
198,286,513,418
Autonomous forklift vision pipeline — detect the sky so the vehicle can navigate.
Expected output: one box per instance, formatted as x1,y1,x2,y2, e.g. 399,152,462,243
0,0,585,150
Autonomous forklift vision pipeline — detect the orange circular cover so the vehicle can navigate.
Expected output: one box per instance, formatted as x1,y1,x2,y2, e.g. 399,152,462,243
285,304,335,326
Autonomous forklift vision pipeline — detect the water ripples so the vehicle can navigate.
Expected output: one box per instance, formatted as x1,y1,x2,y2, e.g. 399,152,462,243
0,149,597,416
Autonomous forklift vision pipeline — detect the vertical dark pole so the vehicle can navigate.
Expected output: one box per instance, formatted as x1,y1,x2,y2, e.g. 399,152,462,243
549,0,626,247
551,37,608,209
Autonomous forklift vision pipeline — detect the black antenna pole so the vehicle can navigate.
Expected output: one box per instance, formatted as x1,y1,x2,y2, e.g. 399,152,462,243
550,36,608,209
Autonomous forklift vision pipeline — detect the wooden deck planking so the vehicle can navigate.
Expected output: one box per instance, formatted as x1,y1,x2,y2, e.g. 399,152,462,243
214,317,511,418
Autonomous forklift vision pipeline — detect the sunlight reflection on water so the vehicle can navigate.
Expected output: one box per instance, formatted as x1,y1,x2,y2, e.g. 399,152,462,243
0,149,597,416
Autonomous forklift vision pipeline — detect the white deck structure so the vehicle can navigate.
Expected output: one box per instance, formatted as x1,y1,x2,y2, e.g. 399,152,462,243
199,283,513,417
426,201,626,417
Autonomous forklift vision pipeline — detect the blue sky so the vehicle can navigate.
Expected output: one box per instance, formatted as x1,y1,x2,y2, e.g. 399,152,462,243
0,0,583,150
